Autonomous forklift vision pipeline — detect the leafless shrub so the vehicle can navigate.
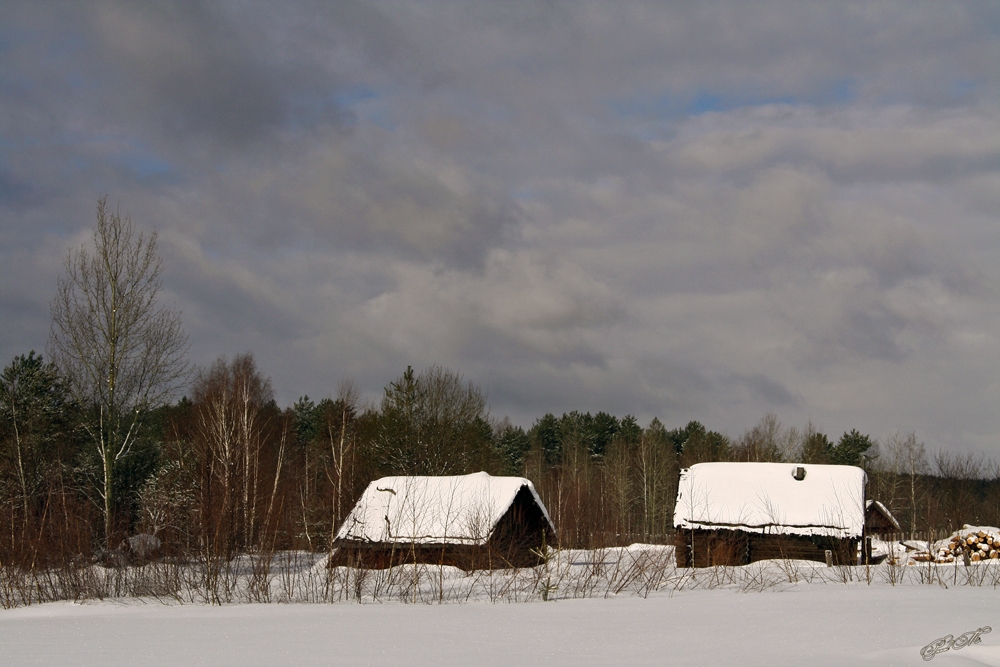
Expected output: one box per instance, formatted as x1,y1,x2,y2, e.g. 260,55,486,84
955,559,996,587
913,560,943,587
775,554,801,584
736,561,785,593
18,539,1000,608
879,555,906,586
827,562,856,585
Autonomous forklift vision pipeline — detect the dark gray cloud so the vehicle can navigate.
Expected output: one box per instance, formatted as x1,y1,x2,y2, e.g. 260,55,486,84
90,2,289,145
3,0,1000,454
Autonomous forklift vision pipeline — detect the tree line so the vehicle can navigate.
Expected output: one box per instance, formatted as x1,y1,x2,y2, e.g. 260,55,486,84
2,198,998,567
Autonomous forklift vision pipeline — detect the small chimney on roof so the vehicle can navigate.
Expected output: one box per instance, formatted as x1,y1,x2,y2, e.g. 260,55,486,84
792,466,807,481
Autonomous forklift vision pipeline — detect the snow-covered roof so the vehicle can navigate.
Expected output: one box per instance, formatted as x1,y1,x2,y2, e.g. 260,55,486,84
673,462,867,539
866,499,901,530
335,472,554,546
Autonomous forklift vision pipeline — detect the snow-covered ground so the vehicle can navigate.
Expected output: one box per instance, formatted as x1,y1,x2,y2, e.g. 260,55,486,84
2,582,998,666
4,541,1000,666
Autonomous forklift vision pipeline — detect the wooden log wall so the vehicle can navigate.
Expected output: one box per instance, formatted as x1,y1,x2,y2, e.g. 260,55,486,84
675,528,856,567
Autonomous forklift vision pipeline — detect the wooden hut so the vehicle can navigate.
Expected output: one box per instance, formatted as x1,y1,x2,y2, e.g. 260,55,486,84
330,472,556,570
673,462,867,567
862,500,901,563
865,500,901,536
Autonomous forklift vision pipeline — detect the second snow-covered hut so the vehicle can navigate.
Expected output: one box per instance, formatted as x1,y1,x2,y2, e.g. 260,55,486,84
331,472,556,570
673,462,867,567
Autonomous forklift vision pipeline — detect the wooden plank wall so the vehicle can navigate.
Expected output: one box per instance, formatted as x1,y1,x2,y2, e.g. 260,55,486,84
675,528,856,567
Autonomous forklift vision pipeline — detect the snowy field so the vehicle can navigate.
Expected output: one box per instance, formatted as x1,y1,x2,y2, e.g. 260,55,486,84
4,537,1000,666
2,582,998,666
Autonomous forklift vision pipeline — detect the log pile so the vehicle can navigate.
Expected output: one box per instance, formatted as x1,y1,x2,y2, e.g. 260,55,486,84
911,529,1000,563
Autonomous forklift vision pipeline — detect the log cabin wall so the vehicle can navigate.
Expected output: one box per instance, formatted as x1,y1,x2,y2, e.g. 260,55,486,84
675,528,856,567
329,538,548,571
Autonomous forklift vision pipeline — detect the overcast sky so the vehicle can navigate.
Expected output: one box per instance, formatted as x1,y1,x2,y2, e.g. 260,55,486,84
3,1,1000,453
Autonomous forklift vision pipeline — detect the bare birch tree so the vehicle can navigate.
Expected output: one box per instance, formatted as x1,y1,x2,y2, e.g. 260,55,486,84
324,381,359,542
635,418,677,541
48,197,189,541
880,432,928,535
192,354,272,554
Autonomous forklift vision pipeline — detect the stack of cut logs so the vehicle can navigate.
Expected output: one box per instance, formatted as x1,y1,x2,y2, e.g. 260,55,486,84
920,530,1000,563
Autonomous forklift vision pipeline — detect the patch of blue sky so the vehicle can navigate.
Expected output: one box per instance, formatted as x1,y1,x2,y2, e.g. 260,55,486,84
342,85,399,132
950,79,978,100
0,67,35,94
61,155,90,179
0,168,34,206
0,24,31,53
285,95,340,130
608,78,859,121
112,152,173,178
688,80,856,114
333,85,379,109
45,30,86,59
64,71,100,91
627,124,673,144
512,187,543,203
0,134,35,150
686,91,798,115
105,145,179,185
285,85,397,131
360,104,396,131
286,92,350,130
